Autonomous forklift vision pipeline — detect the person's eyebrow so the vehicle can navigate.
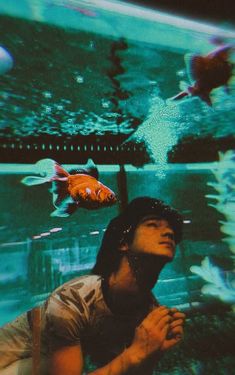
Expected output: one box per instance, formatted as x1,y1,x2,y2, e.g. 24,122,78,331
139,216,174,230
139,215,163,224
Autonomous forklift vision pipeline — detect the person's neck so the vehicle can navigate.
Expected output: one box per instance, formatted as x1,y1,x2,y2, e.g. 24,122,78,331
102,257,153,315
102,278,152,315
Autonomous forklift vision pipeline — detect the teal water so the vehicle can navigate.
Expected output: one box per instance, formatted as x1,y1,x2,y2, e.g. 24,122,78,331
0,163,230,318
0,1,235,374
0,0,235,165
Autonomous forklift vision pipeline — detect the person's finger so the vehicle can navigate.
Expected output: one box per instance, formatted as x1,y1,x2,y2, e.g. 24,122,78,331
168,325,183,339
169,319,184,329
170,311,186,320
157,314,172,331
167,326,184,340
161,333,182,351
160,323,170,339
145,306,169,325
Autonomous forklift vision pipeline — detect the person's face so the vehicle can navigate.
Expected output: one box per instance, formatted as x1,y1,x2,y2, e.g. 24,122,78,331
128,216,176,260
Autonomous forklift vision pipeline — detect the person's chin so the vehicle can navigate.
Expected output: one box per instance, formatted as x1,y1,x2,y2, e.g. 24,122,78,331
158,246,175,260
155,250,174,262
165,252,174,261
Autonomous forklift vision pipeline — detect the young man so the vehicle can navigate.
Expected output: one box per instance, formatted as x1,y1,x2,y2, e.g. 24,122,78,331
0,196,185,375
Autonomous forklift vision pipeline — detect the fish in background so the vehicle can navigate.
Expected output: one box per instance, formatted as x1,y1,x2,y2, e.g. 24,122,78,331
21,158,117,217
171,43,234,106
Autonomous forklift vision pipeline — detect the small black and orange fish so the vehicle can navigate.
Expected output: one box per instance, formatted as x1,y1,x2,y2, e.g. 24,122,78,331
172,44,234,106
21,159,117,217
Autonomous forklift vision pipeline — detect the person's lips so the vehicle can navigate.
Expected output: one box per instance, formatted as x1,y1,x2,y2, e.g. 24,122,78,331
159,241,174,249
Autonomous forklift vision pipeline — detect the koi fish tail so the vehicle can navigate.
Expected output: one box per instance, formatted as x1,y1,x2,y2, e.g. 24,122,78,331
21,175,51,186
21,159,69,186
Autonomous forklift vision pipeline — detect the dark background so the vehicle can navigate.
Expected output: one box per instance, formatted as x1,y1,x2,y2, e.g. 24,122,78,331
128,0,235,24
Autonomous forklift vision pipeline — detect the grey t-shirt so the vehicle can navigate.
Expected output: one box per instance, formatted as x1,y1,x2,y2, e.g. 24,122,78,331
0,275,158,371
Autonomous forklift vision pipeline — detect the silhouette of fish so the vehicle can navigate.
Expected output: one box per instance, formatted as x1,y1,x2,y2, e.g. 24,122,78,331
21,159,117,217
172,44,234,105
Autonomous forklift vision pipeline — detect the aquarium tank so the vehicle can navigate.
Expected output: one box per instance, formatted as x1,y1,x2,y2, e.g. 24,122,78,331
0,0,235,374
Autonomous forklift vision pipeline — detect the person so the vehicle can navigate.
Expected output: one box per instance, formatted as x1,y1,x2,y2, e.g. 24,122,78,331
0,196,185,375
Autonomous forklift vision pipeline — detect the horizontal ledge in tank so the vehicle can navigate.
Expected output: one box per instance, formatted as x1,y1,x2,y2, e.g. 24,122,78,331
1,135,235,165
0,134,150,165
0,162,223,174
0,0,234,52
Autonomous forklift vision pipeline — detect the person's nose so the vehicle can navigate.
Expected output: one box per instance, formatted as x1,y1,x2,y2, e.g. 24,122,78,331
161,229,175,242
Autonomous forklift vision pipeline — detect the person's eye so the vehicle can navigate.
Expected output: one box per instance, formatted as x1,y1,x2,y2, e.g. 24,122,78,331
146,221,159,228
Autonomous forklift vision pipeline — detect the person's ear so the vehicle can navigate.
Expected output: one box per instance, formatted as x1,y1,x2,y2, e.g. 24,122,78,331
119,242,129,252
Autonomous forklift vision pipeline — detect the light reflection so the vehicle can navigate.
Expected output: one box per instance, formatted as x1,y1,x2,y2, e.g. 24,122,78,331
32,235,41,239
90,231,99,235
32,227,63,239
50,227,62,233
40,232,51,237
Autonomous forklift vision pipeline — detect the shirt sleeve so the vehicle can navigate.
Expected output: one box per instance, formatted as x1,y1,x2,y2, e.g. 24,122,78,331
44,282,90,351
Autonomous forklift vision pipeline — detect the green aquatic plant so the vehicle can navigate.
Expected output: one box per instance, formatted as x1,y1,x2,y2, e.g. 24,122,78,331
206,150,235,254
190,150,235,304
190,257,235,304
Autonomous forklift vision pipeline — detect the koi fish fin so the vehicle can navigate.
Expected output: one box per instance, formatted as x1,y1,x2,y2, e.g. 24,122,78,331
50,197,78,217
21,176,51,186
199,92,212,106
84,158,99,179
50,180,71,207
171,91,189,101
185,53,205,81
69,158,99,179
168,81,191,103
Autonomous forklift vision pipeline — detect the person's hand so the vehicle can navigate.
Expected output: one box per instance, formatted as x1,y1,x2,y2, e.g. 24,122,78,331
160,307,185,351
127,306,171,364
126,306,185,366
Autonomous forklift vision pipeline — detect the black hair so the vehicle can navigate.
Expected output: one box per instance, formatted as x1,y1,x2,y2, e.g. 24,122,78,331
92,196,183,279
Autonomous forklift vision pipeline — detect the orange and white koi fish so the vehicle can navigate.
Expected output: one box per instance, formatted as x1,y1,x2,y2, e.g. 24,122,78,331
172,44,234,106
21,159,117,217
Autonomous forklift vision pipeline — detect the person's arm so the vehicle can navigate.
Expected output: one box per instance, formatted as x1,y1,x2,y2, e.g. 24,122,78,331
50,345,84,375
49,306,184,375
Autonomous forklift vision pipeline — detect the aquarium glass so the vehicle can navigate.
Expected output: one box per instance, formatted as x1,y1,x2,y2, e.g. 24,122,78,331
0,1,235,374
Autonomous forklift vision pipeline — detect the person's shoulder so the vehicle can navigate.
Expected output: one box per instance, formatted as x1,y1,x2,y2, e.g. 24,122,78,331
59,274,101,290
52,274,102,302
44,275,102,319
